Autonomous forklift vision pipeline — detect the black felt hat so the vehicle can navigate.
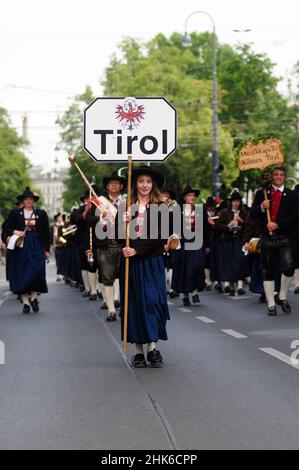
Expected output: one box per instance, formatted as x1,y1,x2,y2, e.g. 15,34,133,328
181,185,200,201
103,172,126,189
131,166,164,189
19,187,39,202
161,187,177,200
80,184,101,202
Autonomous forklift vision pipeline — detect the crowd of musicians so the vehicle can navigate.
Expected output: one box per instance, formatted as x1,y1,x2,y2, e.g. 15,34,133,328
1,165,299,367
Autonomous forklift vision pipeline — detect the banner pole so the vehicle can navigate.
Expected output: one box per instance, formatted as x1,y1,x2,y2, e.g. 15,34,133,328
123,156,132,353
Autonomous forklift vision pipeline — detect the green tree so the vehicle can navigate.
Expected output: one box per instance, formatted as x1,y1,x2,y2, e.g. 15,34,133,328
0,107,32,222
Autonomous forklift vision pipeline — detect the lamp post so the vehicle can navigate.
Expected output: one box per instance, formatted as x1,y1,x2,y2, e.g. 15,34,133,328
182,11,220,196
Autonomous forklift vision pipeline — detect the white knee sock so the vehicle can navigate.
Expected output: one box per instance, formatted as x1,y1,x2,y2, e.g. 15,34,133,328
147,342,156,353
192,289,198,295
295,269,299,288
87,272,97,295
104,285,115,313
205,269,211,286
238,281,243,290
135,344,144,355
30,291,38,301
114,279,120,301
279,274,293,301
21,294,30,306
81,270,90,292
264,281,275,308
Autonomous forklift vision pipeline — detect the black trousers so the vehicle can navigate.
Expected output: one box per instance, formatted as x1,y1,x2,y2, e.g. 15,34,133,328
97,242,122,286
261,236,295,281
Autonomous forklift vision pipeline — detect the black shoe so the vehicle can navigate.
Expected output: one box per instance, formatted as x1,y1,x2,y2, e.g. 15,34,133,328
259,293,267,303
79,284,85,292
169,290,179,299
268,306,277,316
217,286,224,294
23,304,31,314
97,291,103,300
238,288,246,296
229,289,235,297
281,300,292,314
183,297,191,307
224,286,230,294
294,287,299,294
114,300,120,309
30,298,39,313
192,294,200,304
275,295,292,314
82,291,90,298
131,354,147,368
106,313,116,322
147,349,163,368
101,302,108,310
89,294,97,301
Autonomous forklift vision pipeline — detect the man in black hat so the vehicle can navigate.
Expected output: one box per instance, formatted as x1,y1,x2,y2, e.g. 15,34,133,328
250,166,297,315
216,190,249,296
293,184,299,294
5,187,50,314
87,172,125,321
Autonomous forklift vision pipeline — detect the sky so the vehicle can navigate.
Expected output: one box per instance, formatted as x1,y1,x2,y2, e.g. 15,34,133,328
1,0,299,169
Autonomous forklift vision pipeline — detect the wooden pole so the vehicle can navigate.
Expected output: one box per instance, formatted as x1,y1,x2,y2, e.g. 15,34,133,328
264,189,273,236
123,156,132,353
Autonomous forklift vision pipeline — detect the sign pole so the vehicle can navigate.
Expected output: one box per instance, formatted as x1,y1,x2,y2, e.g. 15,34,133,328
123,155,132,353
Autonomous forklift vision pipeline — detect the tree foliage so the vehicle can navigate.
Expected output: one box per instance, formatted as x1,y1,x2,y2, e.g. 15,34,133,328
58,33,299,208
0,107,32,222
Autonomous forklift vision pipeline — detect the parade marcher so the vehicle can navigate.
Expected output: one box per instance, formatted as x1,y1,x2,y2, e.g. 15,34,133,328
5,187,50,314
293,184,299,294
118,166,170,368
75,187,100,300
50,213,64,282
216,190,249,296
250,166,297,315
161,187,178,298
87,172,125,321
171,185,206,307
204,196,218,291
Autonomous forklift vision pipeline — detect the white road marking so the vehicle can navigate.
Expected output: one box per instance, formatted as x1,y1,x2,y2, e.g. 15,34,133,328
222,329,248,339
177,308,192,313
0,300,4,308
259,348,299,370
227,296,252,301
167,301,174,306
196,316,216,324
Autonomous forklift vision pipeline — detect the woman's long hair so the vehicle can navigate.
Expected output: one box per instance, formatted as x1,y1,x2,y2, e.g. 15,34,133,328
131,177,165,205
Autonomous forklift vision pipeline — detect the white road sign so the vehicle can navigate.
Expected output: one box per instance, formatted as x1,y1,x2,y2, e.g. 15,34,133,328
84,96,177,163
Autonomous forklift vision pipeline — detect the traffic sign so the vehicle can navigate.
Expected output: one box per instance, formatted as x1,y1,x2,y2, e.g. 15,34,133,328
84,96,177,163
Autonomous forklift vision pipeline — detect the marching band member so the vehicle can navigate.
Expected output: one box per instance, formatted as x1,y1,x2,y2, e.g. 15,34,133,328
216,190,249,296
171,185,206,307
50,213,64,282
75,187,100,300
250,166,297,315
293,184,299,294
5,187,50,314
205,196,218,291
161,187,178,298
87,172,125,321
119,166,170,368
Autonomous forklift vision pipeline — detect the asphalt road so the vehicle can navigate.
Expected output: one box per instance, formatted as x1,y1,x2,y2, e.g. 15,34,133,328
1,263,299,450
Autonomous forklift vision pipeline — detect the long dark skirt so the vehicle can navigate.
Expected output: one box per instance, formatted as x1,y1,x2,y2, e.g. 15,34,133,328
8,231,47,295
218,238,249,282
210,239,221,282
171,245,205,293
120,255,170,344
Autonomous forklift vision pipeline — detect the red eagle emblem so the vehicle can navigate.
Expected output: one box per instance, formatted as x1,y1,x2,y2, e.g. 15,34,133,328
115,97,145,130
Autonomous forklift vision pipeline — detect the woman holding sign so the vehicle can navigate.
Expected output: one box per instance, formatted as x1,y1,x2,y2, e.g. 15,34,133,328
118,166,170,369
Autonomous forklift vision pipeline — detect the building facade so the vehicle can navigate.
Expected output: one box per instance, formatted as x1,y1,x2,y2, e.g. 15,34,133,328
29,166,68,218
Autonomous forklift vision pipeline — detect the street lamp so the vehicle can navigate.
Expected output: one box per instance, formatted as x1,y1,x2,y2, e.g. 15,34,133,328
182,11,220,196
